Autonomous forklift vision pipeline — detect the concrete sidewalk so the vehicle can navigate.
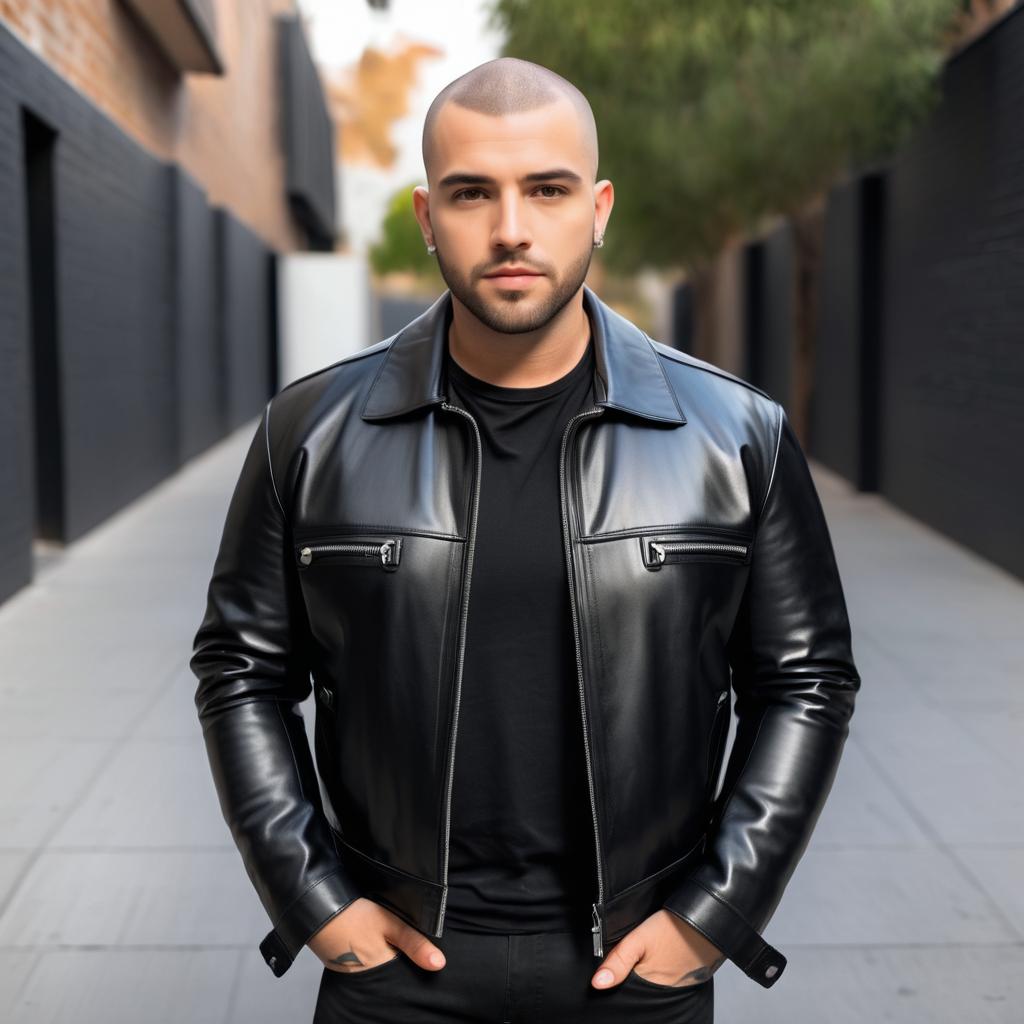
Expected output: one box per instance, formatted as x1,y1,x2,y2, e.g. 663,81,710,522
1,416,1022,1023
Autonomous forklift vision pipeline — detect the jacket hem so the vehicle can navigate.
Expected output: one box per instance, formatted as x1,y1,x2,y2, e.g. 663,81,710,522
602,833,709,943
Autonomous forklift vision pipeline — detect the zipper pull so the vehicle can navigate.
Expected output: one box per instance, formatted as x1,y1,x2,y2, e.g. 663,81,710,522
591,903,604,957
379,539,396,566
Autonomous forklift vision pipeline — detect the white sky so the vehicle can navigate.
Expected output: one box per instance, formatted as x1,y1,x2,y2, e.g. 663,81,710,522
295,0,504,252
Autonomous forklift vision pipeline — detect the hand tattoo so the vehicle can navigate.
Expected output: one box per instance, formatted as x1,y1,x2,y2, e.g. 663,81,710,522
329,949,364,968
671,954,726,986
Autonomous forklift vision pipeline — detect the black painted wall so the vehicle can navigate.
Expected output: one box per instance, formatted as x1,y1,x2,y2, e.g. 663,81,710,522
812,172,885,491
746,222,795,413
0,22,279,605
277,13,337,250
670,280,695,354
218,210,276,432
173,168,222,464
876,10,1024,579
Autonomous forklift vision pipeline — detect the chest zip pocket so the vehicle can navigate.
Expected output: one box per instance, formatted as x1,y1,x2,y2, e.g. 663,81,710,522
641,534,749,569
296,537,402,572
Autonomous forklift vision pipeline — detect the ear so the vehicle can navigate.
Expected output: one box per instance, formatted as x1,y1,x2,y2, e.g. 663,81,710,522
412,186,433,246
593,178,614,241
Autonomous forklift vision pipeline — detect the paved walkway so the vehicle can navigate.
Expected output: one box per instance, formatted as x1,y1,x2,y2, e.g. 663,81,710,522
1,416,1022,1023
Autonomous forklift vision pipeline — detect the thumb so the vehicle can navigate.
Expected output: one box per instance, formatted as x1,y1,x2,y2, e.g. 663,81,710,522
592,938,643,989
389,922,447,972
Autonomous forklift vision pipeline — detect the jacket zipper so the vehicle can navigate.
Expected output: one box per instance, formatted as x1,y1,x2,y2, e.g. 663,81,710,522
297,539,401,568
559,405,607,958
435,401,483,936
644,538,748,567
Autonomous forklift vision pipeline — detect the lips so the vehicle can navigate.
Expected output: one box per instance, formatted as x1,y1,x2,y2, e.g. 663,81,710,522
484,268,544,286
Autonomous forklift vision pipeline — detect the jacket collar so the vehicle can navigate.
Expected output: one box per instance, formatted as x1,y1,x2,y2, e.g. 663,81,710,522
361,284,686,425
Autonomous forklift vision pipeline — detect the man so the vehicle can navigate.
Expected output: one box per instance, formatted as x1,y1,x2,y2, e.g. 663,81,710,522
191,57,860,1023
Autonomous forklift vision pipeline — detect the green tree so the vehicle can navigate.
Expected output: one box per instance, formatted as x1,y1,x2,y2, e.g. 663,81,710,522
369,183,444,285
487,0,965,272
487,0,967,434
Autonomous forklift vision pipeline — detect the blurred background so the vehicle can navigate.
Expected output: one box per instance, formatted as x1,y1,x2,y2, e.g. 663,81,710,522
0,1,1021,1021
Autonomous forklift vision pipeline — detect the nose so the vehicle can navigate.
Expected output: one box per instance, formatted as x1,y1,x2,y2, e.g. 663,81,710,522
490,188,531,252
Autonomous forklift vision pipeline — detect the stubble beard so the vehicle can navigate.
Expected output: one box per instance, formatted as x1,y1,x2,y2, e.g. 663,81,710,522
434,242,594,335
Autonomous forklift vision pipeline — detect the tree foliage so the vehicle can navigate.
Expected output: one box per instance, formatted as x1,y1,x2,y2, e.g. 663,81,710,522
369,183,443,284
485,0,966,272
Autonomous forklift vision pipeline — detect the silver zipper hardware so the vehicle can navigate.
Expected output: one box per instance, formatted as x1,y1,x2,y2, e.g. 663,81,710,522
591,903,603,957
559,405,607,959
642,536,748,570
435,401,483,937
297,538,401,569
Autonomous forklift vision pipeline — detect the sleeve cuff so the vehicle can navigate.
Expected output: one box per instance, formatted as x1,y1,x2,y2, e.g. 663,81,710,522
259,867,362,977
663,876,787,988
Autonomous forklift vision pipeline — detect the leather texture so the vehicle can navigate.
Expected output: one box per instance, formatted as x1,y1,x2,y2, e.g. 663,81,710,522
190,285,860,989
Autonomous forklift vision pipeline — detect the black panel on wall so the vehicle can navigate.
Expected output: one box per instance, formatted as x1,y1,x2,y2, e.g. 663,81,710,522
0,22,283,606
23,110,63,541
55,103,177,542
879,7,1024,579
172,167,221,464
378,294,435,340
277,13,337,249
742,240,762,386
0,60,34,603
859,173,885,493
812,178,861,483
216,209,275,431
670,280,695,354
758,222,795,412
812,170,888,490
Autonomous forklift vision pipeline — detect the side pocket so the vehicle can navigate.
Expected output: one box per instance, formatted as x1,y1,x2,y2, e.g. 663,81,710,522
705,690,730,807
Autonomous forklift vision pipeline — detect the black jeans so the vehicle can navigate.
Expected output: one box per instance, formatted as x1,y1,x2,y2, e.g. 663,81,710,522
312,924,715,1023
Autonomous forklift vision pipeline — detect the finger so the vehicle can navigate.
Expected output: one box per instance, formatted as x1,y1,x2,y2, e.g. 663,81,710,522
387,922,447,971
592,939,644,989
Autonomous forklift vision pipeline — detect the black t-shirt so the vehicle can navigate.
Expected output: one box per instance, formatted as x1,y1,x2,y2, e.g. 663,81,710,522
441,331,599,934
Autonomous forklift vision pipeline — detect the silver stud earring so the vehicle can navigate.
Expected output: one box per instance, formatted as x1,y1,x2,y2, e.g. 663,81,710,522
426,242,437,255
594,235,604,248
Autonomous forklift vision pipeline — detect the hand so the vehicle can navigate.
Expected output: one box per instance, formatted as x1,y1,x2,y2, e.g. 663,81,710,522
307,897,448,975
591,909,725,990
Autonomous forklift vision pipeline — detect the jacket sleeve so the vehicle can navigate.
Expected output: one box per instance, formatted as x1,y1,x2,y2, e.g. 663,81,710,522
662,401,861,988
190,400,363,978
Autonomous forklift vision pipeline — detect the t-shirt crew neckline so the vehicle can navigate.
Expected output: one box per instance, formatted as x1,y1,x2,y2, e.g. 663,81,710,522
445,337,595,404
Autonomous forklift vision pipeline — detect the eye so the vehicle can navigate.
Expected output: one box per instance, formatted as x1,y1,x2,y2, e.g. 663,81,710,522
453,188,486,201
536,185,567,198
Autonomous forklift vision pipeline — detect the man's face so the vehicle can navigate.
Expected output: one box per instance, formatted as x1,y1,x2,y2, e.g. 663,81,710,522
414,98,612,334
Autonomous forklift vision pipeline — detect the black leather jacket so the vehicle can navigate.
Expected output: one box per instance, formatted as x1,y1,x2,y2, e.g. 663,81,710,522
190,285,860,990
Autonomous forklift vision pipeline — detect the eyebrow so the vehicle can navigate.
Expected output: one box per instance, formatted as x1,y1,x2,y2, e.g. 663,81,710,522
438,168,584,189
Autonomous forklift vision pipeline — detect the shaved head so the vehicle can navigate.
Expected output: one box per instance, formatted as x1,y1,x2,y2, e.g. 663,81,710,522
411,55,614,339
422,57,599,183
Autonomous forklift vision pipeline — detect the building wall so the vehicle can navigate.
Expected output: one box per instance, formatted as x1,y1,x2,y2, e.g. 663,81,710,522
0,17,278,603
0,0,305,253
876,7,1024,579
808,5,1024,579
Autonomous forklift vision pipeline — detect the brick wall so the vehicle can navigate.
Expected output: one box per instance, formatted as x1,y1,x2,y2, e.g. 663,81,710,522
0,0,305,253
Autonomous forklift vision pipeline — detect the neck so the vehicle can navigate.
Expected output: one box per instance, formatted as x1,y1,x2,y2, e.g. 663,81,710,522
447,288,591,388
